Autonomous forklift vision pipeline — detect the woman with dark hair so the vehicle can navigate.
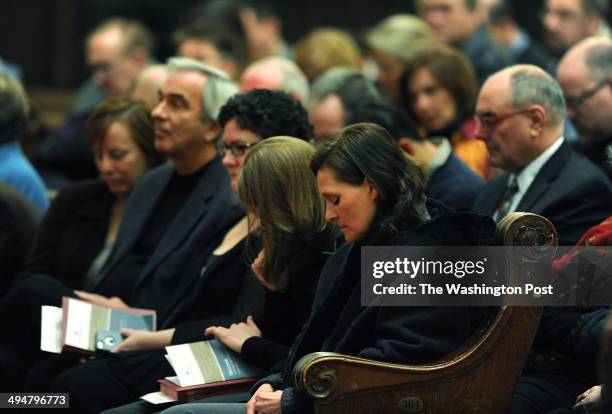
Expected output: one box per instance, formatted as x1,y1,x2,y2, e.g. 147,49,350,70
161,123,495,414
400,45,490,180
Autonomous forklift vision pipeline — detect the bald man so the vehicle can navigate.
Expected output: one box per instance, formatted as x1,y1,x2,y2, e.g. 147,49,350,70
557,36,612,181
472,64,611,246
239,56,309,102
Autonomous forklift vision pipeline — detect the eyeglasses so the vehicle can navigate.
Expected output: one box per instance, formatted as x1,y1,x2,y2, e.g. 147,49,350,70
564,78,609,111
474,108,531,129
219,141,258,156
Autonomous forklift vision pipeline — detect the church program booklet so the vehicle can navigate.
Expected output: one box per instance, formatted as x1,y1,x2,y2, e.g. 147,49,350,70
155,340,263,402
60,296,156,353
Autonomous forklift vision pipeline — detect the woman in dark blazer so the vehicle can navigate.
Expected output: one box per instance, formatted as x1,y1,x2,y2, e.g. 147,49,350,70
162,123,495,414
0,98,163,391
18,98,164,290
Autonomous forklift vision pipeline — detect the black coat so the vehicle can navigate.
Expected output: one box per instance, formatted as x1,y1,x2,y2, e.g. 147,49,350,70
472,141,612,246
19,180,113,289
93,157,243,324
259,207,496,414
426,152,484,212
0,183,40,291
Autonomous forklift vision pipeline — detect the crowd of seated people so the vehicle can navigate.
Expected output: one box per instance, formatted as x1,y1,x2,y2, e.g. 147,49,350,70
0,1,611,412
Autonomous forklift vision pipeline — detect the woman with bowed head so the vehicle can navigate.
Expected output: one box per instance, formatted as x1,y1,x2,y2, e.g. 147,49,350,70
161,123,495,414
0,98,163,391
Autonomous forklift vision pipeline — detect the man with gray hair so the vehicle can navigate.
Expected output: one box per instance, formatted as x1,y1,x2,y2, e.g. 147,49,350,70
557,36,612,181
21,58,244,408
83,57,241,319
239,56,309,102
472,64,610,246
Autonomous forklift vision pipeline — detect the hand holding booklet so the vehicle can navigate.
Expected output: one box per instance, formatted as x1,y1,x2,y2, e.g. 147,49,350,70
40,296,156,354
150,340,264,403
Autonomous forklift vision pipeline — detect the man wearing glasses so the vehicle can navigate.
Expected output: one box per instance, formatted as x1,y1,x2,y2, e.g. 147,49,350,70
472,64,611,246
35,18,155,185
541,0,610,59
557,36,612,181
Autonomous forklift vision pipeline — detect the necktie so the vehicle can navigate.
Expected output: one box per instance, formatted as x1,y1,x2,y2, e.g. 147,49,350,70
494,176,518,222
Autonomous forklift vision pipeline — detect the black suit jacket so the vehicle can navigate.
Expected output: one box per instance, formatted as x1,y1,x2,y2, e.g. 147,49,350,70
472,141,612,246
94,157,243,323
19,180,113,289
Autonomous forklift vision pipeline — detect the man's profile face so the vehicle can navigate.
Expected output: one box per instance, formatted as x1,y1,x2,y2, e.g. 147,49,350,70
151,70,211,159
542,0,593,54
87,27,139,97
417,0,476,45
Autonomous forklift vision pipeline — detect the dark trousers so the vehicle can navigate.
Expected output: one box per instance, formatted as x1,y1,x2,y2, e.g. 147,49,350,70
0,274,74,391
511,371,592,414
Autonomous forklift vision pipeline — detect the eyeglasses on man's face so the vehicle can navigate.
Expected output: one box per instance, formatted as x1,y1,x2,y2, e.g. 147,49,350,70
474,108,532,129
564,78,609,111
219,141,258,157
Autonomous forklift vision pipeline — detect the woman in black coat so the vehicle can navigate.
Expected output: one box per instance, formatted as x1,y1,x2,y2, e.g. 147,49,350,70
0,98,163,391
162,123,494,414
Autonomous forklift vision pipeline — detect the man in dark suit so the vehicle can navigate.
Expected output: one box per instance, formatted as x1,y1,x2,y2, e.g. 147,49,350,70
472,64,611,246
83,57,242,323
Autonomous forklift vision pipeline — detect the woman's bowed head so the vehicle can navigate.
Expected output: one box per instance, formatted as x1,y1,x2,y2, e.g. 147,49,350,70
311,122,429,244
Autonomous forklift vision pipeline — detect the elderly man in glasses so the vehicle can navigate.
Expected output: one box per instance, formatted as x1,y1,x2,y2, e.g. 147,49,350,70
471,64,611,246
557,36,612,181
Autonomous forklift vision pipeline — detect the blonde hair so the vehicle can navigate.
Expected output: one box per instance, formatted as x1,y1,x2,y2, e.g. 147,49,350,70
294,28,362,82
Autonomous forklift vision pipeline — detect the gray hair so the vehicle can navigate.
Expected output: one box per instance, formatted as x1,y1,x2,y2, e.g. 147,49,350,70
309,67,380,107
0,75,29,144
167,57,239,122
508,69,566,126
585,42,612,79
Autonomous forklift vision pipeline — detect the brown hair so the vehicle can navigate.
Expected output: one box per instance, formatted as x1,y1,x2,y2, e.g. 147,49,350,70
401,45,478,122
87,97,164,166
238,136,336,284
